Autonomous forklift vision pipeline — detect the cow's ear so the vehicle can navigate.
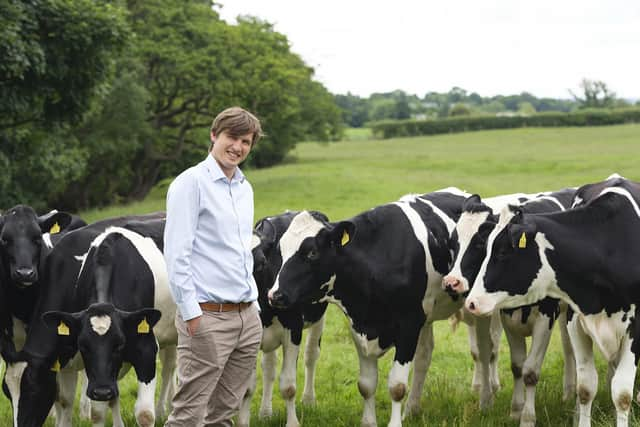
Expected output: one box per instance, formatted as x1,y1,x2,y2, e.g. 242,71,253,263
122,308,162,334
42,311,80,336
255,218,277,246
38,211,72,235
507,220,536,250
329,221,356,248
463,194,482,210
309,210,329,223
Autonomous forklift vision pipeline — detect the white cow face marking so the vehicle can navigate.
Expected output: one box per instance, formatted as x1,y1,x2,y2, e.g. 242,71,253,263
90,315,112,336
269,212,325,297
445,211,491,292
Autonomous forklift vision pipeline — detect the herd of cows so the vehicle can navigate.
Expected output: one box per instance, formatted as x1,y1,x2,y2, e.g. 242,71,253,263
0,173,638,427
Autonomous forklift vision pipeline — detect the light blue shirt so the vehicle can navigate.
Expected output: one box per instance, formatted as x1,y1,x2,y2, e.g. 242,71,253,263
164,153,257,320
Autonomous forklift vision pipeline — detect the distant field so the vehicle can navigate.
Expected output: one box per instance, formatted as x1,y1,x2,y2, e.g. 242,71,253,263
14,124,640,426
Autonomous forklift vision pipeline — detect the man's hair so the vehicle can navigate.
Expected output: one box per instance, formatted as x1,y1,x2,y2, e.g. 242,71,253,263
210,107,263,146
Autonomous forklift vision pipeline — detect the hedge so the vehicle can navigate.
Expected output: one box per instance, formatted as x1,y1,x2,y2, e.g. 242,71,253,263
369,108,640,139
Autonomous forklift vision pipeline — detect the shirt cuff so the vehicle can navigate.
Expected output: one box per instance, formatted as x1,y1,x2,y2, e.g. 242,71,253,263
179,299,203,321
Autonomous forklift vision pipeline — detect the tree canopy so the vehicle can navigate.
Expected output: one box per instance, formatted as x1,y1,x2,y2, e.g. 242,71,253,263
0,0,342,210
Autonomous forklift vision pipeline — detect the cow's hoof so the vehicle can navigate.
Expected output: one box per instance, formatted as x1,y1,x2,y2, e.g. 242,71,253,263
136,410,155,427
510,404,523,420
479,394,494,410
259,407,273,418
403,400,421,418
301,393,316,405
519,413,536,427
564,386,576,402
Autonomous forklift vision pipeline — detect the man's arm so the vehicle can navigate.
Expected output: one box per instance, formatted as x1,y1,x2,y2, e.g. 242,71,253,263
164,172,203,327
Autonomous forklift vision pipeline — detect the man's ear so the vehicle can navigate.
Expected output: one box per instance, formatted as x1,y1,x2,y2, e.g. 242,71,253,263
42,310,82,336
329,221,356,248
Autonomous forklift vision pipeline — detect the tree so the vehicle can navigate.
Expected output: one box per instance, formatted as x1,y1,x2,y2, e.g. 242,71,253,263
569,79,616,109
449,103,472,116
0,0,128,130
0,0,129,210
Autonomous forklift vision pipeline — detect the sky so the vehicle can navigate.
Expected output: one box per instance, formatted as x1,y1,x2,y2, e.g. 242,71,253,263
217,0,640,100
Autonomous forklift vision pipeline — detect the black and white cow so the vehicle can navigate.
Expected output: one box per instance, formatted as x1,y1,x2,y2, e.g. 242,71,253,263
41,220,175,427
267,188,474,427
239,211,329,427
465,176,640,427
0,206,87,425
0,206,86,351
2,212,167,427
443,189,577,427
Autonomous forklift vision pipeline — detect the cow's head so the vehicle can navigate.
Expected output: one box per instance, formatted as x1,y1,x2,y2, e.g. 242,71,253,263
268,211,351,309
443,195,497,295
465,206,554,315
0,206,73,286
42,302,161,401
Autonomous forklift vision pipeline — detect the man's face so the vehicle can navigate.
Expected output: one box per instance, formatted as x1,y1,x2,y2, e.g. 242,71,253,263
210,130,254,178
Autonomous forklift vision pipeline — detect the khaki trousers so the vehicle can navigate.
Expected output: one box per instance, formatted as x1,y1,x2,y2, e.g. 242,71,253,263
165,304,262,427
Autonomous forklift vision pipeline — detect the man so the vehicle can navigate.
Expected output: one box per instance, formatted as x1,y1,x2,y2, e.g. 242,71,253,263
164,107,263,426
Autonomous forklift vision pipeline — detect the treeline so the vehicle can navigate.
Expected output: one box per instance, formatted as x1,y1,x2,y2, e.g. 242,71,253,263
336,83,638,128
1,1,342,211
370,108,640,139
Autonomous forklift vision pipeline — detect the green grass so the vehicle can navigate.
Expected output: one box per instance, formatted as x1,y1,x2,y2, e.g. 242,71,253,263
4,124,640,426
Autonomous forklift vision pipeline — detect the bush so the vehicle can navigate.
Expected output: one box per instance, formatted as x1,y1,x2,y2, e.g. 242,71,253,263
370,108,640,139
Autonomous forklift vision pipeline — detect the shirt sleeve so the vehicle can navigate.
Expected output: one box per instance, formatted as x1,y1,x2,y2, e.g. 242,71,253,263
164,171,202,320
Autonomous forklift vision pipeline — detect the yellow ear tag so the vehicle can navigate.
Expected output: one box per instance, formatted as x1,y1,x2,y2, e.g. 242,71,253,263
518,232,527,249
51,359,61,372
138,318,150,334
341,230,350,246
57,321,70,336
50,222,61,234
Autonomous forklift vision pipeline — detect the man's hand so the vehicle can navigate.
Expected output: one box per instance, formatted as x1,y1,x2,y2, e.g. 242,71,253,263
186,316,202,336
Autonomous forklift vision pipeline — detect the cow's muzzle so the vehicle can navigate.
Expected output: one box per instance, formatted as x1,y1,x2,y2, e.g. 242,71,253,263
268,291,290,309
88,386,117,401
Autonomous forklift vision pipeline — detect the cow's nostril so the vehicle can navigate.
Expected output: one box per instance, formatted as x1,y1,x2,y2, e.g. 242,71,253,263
468,302,476,311
89,387,115,401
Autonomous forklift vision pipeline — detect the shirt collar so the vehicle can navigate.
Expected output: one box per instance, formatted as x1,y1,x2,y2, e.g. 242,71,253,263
204,152,246,183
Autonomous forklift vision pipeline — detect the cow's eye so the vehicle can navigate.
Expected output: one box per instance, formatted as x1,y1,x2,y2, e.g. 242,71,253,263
306,250,318,261
496,247,510,261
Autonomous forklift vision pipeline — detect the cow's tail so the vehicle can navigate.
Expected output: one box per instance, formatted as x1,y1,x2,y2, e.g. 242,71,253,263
448,309,464,332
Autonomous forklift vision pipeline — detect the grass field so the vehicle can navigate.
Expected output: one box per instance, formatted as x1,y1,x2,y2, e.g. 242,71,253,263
6,124,640,426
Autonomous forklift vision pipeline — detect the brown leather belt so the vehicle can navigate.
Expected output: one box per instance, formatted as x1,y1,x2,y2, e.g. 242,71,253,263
199,302,252,312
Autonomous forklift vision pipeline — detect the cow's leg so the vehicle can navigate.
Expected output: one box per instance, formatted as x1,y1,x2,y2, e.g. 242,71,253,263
568,316,597,427
90,401,109,427
357,353,379,427
109,398,124,427
79,371,92,420
387,359,411,427
302,316,325,405
259,349,278,418
475,314,496,409
134,377,157,427
4,361,27,427
558,305,576,401
280,331,301,427
465,318,482,392
404,323,434,418
610,335,635,427
238,365,257,427
503,321,526,421
520,316,553,427
54,367,78,427
489,310,502,393
156,344,177,421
